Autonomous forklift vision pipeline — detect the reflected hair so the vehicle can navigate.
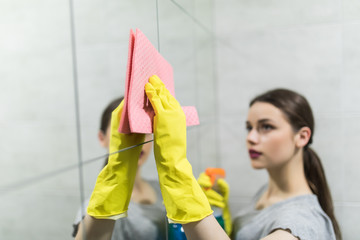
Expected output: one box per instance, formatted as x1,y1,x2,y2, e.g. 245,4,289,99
100,96,124,134
100,96,124,167
250,89,341,240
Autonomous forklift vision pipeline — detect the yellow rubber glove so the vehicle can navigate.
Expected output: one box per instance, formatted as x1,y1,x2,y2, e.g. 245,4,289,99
197,172,232,235
145,75,213,224
87,101,145,219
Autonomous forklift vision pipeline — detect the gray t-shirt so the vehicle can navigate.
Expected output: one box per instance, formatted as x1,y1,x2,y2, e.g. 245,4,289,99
73,180,166,240
232,185,336,240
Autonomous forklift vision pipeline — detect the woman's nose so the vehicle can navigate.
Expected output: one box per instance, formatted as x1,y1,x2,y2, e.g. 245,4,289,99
247,128,259,145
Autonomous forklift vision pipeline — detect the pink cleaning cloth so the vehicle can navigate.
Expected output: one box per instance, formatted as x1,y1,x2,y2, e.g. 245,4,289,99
119,28,199,134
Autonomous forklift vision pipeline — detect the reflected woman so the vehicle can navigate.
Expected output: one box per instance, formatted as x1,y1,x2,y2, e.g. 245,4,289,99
73,97,166,240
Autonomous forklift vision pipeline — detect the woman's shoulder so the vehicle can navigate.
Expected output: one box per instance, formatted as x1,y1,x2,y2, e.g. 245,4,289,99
269,194,336,240
233,191,336,240
268,194,326,221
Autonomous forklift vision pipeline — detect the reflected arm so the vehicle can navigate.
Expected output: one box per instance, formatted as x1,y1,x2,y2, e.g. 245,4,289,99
75,214,115,240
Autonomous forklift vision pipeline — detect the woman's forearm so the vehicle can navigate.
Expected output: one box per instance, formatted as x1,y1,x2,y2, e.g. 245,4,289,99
75,214,115,240
182,215,230,240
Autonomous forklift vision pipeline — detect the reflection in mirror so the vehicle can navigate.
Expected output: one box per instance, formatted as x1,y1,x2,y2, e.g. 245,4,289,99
0,0,215,239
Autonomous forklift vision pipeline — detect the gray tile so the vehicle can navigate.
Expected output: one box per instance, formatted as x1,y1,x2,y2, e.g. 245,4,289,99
162,0,195,18
342,117,360,202
186,126,202,175
158,3,198,106
76,44,127,101
189,120,218,175
0,0,71,55
217,24,342,117
194,0,214,31
75,45,132,158
312,115,345,202
334,204,360,240
0,171,81,240
343,0,360,22
342,23,360,113
0,124,78,188
73,0,157,46
215,0,341,34
193,26,216,118
0,49,74,124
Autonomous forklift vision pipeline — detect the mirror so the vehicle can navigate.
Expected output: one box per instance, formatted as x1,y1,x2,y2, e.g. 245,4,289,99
0,0,216,238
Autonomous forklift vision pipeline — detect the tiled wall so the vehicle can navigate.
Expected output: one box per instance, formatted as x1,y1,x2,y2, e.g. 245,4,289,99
214,0,360,239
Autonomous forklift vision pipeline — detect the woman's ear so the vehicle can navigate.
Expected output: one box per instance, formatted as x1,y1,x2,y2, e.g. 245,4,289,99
295,127,311,148
98,130,107,147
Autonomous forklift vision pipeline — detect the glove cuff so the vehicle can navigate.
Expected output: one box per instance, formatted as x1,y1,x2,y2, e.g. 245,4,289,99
167,210,214,224
87,211,128,220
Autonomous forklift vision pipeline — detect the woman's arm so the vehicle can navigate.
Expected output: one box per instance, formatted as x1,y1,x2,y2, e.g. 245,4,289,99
182,215,230,240
145,76,230,240
76,100,144,239
261,229,299,240
75,214,115,240
182,217,297,240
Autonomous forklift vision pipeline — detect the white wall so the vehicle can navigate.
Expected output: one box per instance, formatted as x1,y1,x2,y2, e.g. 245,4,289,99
214,0,360,239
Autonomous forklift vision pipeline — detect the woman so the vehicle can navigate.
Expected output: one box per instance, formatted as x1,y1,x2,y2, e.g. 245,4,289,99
230,89,341,239
73,97,166,240
144,76,341,240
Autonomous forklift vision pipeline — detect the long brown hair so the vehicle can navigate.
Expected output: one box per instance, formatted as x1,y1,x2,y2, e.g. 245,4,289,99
250,89,341,240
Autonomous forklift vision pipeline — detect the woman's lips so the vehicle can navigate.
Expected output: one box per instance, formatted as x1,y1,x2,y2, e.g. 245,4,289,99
249,149,262,159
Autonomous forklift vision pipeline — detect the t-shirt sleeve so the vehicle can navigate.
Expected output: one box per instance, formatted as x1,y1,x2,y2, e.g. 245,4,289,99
268,205,331,240
270,211,316,239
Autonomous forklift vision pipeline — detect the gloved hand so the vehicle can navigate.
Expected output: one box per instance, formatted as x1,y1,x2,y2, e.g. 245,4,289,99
87,101,145,219
197,172,232,235
145,75,213,224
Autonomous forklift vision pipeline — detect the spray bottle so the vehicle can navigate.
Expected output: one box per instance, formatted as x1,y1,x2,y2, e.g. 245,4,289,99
205,167,226,230
167,221,186,240
167,168,226,239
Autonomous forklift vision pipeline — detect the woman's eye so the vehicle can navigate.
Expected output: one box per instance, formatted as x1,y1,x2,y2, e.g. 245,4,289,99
246,126,252,132
260,124,274,131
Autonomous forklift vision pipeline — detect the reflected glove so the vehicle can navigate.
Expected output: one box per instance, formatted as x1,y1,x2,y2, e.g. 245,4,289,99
197,172,232,235
145,75,212,224
87,101,145,219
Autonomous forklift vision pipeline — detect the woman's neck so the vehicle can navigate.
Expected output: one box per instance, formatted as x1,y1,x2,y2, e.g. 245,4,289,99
131,170,157,205
256,151,312,210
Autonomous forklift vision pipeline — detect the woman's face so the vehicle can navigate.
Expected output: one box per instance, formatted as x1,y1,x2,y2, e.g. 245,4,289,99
246,102,297,169
99,126,152,167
